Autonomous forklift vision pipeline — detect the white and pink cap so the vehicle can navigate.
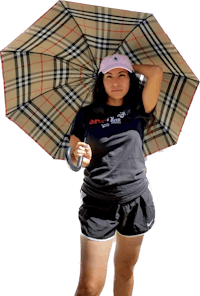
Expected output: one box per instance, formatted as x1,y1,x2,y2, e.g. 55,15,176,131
98,54,133,74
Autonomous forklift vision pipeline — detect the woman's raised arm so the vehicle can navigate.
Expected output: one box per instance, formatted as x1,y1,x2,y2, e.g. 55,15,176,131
133,64,163,114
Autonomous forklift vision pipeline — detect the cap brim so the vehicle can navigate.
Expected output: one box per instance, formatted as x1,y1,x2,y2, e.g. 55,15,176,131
99,65,133,74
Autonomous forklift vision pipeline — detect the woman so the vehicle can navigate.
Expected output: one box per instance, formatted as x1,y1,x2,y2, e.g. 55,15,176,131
69,54,163,296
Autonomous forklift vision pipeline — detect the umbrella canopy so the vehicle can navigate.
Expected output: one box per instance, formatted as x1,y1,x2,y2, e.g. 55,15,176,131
0,0,199,160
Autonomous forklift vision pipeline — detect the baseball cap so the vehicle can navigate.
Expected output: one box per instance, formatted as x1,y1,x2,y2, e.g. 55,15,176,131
98,54,133,74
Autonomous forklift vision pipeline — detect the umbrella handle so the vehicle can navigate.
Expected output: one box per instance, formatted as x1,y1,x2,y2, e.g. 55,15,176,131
65,146,83,172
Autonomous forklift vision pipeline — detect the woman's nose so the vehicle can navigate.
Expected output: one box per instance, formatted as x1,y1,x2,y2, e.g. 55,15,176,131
112,77,119,86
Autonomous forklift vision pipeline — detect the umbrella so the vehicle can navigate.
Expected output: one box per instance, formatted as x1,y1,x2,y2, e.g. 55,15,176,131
0,1,199,169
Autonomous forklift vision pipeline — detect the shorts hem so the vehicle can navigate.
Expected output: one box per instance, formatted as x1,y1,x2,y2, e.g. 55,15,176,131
116,230,147,238
81,232,115,242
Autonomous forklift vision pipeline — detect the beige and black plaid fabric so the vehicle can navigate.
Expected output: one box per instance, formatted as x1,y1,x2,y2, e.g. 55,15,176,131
0,1,199,159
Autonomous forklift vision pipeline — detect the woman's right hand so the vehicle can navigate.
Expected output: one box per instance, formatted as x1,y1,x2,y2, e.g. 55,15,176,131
73,142,92,167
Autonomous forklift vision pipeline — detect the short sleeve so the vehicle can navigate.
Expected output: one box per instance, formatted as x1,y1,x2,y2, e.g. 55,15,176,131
70,108,86,142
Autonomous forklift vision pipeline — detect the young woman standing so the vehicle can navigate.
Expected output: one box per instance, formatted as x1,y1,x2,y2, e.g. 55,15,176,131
69,54,163,296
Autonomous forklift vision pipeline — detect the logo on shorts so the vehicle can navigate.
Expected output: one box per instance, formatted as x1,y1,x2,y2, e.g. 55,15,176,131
147,219,154,227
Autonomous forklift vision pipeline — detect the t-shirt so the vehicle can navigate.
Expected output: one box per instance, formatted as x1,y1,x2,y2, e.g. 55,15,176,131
70,101,155,204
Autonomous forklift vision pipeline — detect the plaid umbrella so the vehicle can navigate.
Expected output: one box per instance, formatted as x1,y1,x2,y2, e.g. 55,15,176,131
0,1,199,163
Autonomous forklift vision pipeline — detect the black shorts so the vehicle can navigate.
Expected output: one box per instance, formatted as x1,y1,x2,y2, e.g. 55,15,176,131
78,187,155,241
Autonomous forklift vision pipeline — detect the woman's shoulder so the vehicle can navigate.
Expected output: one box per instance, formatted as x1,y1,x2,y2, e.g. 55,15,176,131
75,104,93,123
78,104,93,114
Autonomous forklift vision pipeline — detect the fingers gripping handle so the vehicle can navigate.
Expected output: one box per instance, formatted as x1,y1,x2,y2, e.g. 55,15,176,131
65,146,83,172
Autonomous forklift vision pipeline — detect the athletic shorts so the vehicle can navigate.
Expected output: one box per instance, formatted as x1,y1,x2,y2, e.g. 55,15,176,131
78,187,155,241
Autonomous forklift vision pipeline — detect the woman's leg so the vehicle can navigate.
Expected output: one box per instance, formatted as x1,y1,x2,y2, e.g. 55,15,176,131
75,234,114,296
113,232,144,296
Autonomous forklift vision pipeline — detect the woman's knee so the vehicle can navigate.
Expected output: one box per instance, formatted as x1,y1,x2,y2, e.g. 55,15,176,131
75,279,105,296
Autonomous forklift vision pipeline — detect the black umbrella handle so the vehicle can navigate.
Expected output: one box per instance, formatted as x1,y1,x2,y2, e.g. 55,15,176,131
65,127,89,172
65,146,83,172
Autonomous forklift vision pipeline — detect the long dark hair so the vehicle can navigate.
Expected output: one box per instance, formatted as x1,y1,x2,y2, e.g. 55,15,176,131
91,71,157,135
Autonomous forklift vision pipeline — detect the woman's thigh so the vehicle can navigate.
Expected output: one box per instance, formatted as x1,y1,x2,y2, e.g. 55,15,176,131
114,232,144,272
79,234,114,285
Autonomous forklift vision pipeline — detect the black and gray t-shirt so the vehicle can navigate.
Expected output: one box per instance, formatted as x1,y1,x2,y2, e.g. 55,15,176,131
70,102,155,204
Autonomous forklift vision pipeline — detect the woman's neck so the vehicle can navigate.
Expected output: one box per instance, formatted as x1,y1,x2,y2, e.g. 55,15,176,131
106,97,123,106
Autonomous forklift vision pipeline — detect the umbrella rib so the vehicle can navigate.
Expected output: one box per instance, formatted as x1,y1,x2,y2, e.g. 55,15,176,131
5,76,94,117
138,15,186,75
5,89,56,117
113,14,154,58
114,14,187,76
1,50,95,74
114,14,172,67
163,72,199,83
59,0,97,72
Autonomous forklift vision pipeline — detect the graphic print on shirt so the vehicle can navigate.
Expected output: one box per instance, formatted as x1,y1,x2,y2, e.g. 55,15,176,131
89,111,127,129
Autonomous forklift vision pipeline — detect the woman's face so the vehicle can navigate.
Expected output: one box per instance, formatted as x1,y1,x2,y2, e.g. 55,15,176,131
103,68,130,106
